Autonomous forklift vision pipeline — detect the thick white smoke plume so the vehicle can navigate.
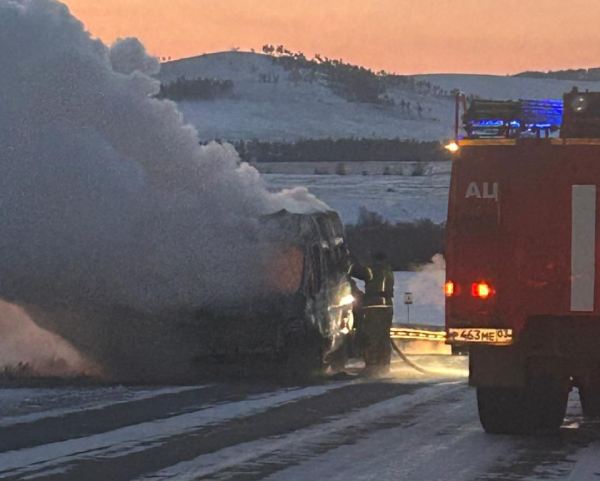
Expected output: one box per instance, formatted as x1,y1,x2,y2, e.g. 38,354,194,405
407,254,446,312
0,0,327,373
0,0,326,308
0,300,99,376
109,37,160,76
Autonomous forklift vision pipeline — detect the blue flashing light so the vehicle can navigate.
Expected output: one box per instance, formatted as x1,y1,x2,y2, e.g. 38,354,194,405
470,119,555,130
471,119,521,128
464,98,564,138
521,99,563,126
472,119,505,127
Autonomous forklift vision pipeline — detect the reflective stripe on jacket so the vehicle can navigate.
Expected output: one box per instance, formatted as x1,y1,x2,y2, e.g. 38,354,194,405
363,264,394,308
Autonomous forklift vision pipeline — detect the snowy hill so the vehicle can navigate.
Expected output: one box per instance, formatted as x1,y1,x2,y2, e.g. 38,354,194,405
158,52,600,143
158,52,452,142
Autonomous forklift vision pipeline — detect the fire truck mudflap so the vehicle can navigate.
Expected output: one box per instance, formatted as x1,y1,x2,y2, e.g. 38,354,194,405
445,90,600,434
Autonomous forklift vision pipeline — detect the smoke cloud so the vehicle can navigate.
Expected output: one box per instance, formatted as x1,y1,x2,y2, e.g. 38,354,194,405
0,0,327,373
0,0,326,308
0,300,99,376
109,37,160,76
407,254,446,312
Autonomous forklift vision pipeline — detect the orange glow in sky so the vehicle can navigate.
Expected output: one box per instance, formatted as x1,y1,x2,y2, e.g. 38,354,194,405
64,0,600,74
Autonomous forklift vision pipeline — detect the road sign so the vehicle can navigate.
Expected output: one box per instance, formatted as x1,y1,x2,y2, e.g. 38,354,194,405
404,292,413,305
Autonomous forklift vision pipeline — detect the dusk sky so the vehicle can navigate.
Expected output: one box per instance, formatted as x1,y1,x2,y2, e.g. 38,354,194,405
65,0,600,75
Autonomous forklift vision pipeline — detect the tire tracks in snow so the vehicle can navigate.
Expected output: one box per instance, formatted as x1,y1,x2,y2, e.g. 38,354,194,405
138,381,469,481
0,379,438,481
0,381,354,480
0,383,291,452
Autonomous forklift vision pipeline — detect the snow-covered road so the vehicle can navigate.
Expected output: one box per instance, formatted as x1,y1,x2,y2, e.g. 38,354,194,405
1,356,599,481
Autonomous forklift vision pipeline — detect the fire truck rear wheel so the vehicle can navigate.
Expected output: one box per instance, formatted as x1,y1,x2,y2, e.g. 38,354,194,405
477,380,568,434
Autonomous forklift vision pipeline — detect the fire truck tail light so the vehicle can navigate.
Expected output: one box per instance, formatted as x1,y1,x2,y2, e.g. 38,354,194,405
444,281,456,297
471,281,494,299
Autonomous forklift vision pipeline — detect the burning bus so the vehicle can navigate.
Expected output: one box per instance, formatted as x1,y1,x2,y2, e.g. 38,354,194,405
26,210,355,382
183,209,355,378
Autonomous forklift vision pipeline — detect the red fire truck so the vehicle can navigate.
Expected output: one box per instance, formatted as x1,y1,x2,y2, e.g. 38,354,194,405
445,89,600,434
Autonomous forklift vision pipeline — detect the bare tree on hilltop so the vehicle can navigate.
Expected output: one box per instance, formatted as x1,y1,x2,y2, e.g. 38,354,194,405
257,43,451,104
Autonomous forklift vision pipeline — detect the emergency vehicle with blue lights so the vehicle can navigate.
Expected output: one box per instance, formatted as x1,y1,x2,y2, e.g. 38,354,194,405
445,88,600,433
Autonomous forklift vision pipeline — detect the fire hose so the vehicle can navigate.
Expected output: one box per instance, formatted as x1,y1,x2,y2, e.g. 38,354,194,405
390,338,429,374
388,327,446,374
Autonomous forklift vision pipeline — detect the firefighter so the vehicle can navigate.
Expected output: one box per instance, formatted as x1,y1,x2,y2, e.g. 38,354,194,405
353,252,394,374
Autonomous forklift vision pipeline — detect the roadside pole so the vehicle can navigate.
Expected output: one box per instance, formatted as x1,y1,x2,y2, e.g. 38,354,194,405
404,292,413,324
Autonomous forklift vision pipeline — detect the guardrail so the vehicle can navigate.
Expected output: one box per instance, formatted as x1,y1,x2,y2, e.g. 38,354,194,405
390,327,446,342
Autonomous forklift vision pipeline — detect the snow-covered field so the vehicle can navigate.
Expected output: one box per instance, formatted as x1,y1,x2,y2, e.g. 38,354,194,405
256,160,438,176
263,163,451,225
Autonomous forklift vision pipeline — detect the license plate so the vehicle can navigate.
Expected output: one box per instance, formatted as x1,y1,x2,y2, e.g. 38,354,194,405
447,328,513,345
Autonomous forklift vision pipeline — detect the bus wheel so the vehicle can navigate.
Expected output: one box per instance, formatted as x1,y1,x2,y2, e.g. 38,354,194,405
284,330,323,382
